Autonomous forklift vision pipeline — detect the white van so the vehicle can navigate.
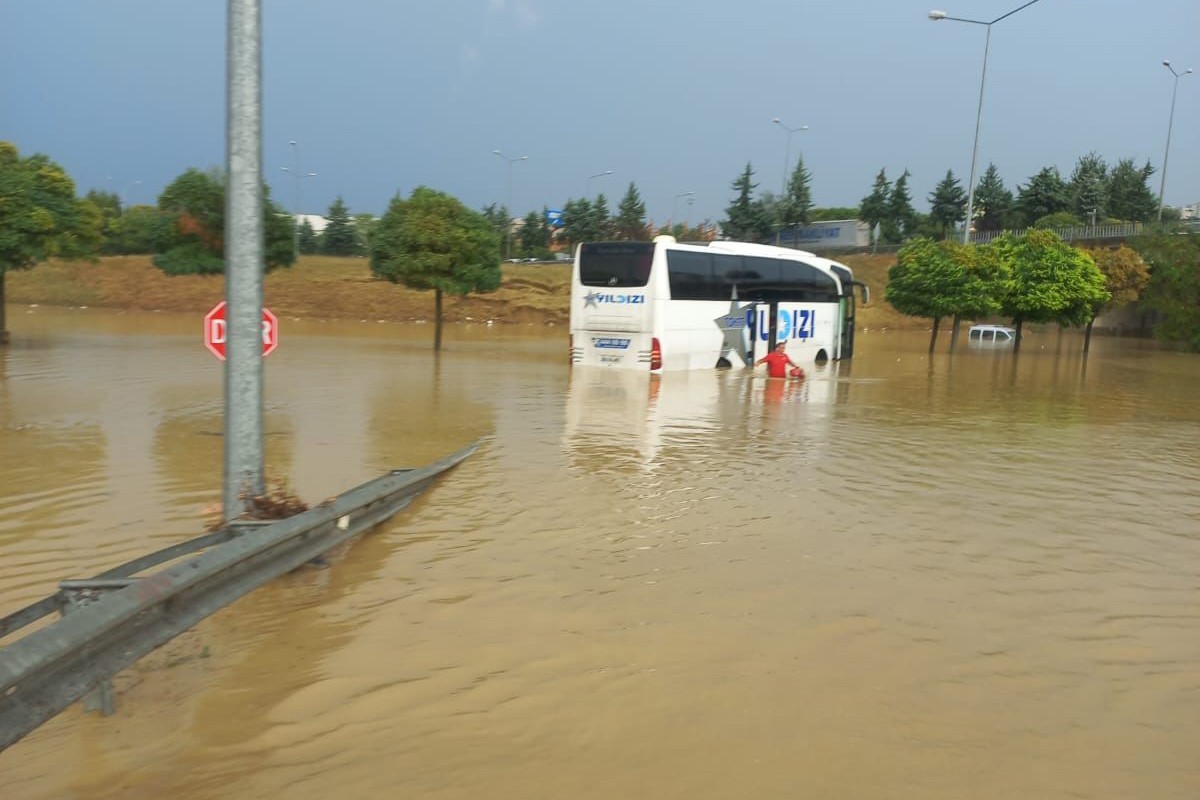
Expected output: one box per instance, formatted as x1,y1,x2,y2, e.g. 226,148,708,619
967,324,1016,346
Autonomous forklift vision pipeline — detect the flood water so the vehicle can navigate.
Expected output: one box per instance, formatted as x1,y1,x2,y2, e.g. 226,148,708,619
2,306,1198,800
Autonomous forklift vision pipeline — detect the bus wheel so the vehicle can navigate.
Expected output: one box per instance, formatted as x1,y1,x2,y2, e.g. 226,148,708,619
815,349,829,363
715,357,732,369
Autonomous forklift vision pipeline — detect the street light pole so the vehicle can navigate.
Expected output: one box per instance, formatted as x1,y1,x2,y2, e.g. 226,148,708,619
586,169,614,197
772,118,808,197
1158,60,1193,222
929,0,1044,244
281,140,316,257
670,191,694,230
493,149,527,259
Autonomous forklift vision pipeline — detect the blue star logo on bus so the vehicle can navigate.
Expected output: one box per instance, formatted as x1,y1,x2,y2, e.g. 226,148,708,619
584,291,600,308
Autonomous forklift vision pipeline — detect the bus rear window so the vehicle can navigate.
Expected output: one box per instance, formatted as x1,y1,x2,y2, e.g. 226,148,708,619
579,243,654,287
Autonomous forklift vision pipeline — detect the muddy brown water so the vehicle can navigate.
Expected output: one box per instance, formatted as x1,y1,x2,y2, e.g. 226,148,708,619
2,307,1198,799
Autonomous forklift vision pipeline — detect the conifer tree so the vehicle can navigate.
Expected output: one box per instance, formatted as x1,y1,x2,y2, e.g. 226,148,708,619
320,196,358,256
927,170,967,239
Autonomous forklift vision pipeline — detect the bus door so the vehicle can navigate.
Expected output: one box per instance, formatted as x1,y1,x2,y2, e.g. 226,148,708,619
749,302,777,364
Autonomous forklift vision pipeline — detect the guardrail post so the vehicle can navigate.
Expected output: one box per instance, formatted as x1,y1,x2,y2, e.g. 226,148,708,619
60,587,117,716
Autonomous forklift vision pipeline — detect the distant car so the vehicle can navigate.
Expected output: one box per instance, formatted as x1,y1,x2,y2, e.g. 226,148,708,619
967,324,1016,346
524,257,539,263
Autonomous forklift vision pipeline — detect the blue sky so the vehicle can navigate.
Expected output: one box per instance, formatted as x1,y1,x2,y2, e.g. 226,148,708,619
2,0,1197,226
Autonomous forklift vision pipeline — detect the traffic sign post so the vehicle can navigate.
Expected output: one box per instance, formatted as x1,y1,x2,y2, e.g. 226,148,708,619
203,301,279,360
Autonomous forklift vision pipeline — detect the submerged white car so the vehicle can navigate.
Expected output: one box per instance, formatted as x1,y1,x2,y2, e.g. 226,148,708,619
967,324,1016,345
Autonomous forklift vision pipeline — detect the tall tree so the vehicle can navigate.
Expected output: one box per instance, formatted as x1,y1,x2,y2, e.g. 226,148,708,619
0,142,101,343
369,186,501,351
1131,233,1200,351
1068,152,1109,223
989,230,1108,351
352,213,377,255
886,237,1002,352
973,164,1013,233
779,155,814,230
518,209,551,254
320,196,358,256
927,170,967,240
591,193,613,240
614,182,648,240
722,163,770,241
85,189,124,254
1106,159,1157,222
1015,166,1069,227
858,168,891,233
1080,244,1150,353
884,168,917,243
297,219,319,254
152,167,294,275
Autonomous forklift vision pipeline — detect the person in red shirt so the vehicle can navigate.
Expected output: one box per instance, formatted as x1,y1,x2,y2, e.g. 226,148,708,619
756,341,804,379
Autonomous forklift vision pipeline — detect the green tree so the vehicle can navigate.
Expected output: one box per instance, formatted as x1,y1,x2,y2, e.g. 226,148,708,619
1032,211,1081,229
0,142,101,343
297,219,319,254
1131,233,1200,350
884,168,917,243
152,167,295,275
973,163,1013,233
886,238,1002,352
518,209,551,255
927,170,967,240
1106,159,1157,222
109,205,173,255
779,155,814,231
614,182,648,240
591,193,614,240
369,186,501,351
1068,152,1108,223
1015,166,1069,227
85,189,124,254
989,229,1108,351
722,163,771,241
1080,244,1150,353
480,203,510,241
353,213,377,255
858,168,891,232
320,196,358,256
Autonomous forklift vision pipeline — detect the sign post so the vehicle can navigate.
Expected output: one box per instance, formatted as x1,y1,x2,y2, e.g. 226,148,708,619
204,301,278,361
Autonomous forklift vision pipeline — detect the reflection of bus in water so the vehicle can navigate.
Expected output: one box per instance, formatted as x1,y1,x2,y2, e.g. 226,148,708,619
563,365,845,473
569,236,869,372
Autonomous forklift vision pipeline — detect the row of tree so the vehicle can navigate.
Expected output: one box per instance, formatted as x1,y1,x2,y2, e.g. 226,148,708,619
884,231,1169,354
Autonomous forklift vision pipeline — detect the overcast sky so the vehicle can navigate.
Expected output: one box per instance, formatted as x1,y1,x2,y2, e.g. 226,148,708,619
2,0,1197,226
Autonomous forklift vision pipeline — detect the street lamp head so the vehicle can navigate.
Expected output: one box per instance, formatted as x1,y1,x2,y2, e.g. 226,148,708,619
492,149,501,155
929,10,946,20
1163,59,1171,67
289,140,297,146
772,117,781,124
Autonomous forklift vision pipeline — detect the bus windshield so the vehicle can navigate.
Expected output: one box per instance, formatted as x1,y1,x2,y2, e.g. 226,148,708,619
579,242,655,287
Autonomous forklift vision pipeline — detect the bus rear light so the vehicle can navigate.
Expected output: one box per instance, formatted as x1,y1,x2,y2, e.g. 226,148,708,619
650,337,662,371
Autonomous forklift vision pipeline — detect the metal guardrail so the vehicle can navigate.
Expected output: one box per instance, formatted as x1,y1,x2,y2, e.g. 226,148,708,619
0,442,478,753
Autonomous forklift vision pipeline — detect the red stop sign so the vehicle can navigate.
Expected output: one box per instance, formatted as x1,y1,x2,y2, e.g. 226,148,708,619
203,301,279,360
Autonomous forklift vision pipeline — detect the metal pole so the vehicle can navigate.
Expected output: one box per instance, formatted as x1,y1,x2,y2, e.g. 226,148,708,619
289,141,300,256
586,170,613,198
1158,63,1191,222
962,25,990,244
224,0,265,520
492,151,527,260
930,1,1043,243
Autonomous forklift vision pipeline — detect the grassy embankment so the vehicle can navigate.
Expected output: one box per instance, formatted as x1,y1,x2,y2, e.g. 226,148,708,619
6,253,915,329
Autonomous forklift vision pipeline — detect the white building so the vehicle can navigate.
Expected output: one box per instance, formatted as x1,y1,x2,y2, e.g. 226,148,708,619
294,214,328,233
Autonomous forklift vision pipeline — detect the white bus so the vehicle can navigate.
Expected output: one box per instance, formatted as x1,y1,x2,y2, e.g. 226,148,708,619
569,235,868,371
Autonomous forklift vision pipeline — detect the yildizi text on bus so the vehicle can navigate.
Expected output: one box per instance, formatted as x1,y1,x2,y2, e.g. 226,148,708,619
569,236,869,372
